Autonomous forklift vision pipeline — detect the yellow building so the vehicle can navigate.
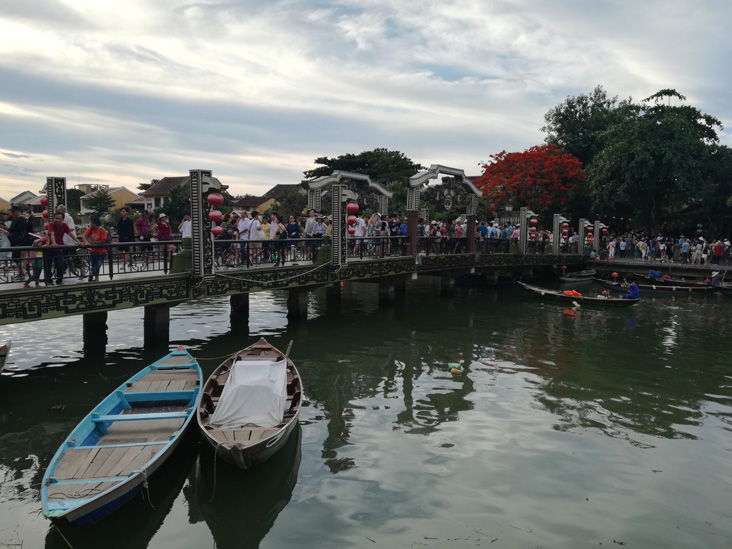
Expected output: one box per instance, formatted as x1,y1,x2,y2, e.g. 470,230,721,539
80,186,140,224
0,197,10,212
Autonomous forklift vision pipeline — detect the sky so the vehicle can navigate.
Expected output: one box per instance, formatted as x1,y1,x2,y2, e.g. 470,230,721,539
1,0,731,200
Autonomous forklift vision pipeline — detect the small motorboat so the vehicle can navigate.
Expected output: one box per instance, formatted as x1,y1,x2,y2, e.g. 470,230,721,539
593,277,717,295
41,347,201,525
558,269,596,282
197,338,302,470
519,282,639,307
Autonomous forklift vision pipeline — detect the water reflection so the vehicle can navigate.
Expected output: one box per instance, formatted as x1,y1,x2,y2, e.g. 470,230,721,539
190,424,301,549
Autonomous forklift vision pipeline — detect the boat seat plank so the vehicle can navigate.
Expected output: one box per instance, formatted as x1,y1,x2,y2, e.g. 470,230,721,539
98,418,184,445
166,379,188,391
93,411,189,422
183,379,199,391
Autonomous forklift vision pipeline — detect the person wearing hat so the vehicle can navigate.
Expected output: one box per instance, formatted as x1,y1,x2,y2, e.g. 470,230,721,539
152,213,174,261
710,271,723,287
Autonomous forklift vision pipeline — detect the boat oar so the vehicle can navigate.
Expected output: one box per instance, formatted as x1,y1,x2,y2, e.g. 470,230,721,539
284,340,294,362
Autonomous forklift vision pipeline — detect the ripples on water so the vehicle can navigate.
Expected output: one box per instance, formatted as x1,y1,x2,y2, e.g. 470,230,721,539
1,281,731,548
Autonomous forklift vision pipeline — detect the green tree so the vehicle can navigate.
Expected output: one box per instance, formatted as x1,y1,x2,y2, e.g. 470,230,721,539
303,148,423,185
588,89,723,229
87,188,116,217
541,85,633,167
66,189,84,212
274,190,308,219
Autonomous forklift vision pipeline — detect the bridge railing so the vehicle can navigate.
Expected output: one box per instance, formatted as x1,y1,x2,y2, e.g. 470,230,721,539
0,241,178,286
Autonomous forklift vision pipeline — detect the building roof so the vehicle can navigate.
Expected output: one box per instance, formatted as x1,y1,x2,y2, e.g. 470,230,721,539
80,186,136,199
141,176,189,197
10,190,37,205
230,196,266,210
261,184,304,199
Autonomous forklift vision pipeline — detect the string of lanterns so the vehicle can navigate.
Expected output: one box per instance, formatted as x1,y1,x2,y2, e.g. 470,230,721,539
346,202,359,234
207,193,225,236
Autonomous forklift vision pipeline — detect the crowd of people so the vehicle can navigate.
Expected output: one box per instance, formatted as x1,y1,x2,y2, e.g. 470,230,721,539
596,234,732,266
3,205,731,286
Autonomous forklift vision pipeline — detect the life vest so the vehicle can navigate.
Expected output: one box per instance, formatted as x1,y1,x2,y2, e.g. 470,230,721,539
563,290,582,297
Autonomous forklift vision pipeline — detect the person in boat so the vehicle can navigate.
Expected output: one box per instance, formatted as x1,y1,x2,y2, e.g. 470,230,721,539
710,271,722,287
622,278,640,300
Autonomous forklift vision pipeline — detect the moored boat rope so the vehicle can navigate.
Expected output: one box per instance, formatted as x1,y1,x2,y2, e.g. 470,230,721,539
131,468,156,510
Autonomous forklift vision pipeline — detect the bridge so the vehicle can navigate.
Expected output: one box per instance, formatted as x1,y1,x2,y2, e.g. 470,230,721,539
1,169,600,349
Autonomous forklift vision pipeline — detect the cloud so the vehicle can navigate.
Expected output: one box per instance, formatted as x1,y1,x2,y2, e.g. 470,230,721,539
0,0,730,199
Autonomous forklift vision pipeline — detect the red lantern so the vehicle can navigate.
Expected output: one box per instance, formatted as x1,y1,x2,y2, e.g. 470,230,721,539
530,218,538,225
211,226,223,236
587,226,593,232
42,209,49,219
612,272,619,278
347,215,357,225
207,193,224,207
602,228,608,233
209,210,222,223
347,227,356,235
530,226,537,232
562,222,569,228
562,229,568,235
40,196,48,207
346,202,359,214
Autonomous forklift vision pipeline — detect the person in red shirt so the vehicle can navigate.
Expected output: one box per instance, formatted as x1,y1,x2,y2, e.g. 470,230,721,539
82,216,108,282
152,213,174,262
45,212,80,285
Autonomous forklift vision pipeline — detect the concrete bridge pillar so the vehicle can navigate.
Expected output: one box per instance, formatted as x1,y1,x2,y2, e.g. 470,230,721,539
230,293,249,323
287,289,309,320
83,311,107,357
378,282,394,306
326,283,342,313
394,280,407,305
440,273,454,296
144,304,170,347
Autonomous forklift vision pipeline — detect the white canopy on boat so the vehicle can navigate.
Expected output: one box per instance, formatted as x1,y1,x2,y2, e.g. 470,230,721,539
209,359,287,429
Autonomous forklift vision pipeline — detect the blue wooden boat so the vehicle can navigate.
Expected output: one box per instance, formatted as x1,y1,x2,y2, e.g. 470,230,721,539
41,347,201,525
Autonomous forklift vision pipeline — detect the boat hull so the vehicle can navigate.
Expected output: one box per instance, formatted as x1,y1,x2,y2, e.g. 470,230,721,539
593,277,715,295
42,349,201,525
202,409,300,469
519,282,639,307
197,338,303,470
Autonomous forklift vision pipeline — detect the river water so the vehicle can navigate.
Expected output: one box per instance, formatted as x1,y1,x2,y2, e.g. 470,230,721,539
1,279,731,548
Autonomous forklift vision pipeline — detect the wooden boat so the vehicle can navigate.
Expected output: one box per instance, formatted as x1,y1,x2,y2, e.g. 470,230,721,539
637,275,711,288
41,347,201,525
193,424,302,549
197,338,302,470
558,269,596,282
593,277,717,295
519,282,639,307
715,283,732,297
0,340,10,373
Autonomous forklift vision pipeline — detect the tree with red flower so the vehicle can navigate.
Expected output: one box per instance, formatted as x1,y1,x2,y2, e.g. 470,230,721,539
474,144,587,214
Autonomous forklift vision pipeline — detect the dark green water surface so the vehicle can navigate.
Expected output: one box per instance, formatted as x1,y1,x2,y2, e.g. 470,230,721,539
1,280,731,548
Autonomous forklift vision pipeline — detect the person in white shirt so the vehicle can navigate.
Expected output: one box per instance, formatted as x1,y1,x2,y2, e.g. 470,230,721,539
353,212,367,255
55,205,76,246
247,211,262,265
304,209,317,238
179,212,192,238
236,211,251,265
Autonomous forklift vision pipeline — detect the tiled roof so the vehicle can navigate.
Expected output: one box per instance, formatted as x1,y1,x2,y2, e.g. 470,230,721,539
261,184,304,199
141,176,189,197
230,196,265,210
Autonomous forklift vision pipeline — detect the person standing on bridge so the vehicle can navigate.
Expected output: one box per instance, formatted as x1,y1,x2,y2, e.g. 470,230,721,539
134,211,154,263
82,216,108,282
46,212,81,285
117,207,135,269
